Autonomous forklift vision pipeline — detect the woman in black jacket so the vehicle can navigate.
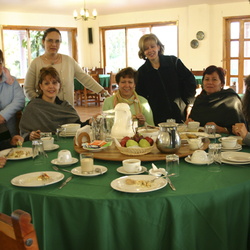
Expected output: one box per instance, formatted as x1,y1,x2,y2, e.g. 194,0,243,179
136,33,196,125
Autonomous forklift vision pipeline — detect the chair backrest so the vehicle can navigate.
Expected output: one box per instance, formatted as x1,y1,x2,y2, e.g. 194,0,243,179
0,209,39,250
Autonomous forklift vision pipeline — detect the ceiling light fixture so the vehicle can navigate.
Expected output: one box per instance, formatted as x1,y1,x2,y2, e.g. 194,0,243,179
73,0,97,21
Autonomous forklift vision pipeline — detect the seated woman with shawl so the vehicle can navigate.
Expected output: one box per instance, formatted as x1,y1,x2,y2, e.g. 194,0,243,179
232,75,250,145
102,67,154,127
187,65,245,134
20,67,90,141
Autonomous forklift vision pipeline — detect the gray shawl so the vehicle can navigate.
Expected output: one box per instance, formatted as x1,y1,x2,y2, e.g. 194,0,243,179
19,98,80,140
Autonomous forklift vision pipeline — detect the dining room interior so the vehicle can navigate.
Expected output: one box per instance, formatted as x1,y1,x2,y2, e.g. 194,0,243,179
1,1,250,250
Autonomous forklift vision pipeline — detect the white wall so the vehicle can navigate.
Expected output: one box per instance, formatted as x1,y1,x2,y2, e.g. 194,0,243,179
0,1,249,71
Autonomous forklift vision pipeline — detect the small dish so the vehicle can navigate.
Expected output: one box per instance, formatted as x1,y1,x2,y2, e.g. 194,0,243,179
82,141,112,152
44,144,59,152
221,144,242,151
51,157,78,166
185,156,212,165
116,166,147,175
71,165,107,176
207,134,221,139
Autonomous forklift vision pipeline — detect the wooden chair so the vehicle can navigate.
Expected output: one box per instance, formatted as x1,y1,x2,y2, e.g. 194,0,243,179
74,78,101,107
0,209,39,250
190,69,205,76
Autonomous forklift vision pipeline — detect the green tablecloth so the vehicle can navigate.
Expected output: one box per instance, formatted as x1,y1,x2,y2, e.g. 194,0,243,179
0,138,250,250
99,74,110,88
195,75,203,86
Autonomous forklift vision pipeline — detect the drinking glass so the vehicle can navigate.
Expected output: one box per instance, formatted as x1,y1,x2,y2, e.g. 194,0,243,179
56,127,66,143
205,124,216,141
80,153,94,173
32,140,46,165
92,115,104,140
166,154,179,177
207,143,221,172
102,113,114,142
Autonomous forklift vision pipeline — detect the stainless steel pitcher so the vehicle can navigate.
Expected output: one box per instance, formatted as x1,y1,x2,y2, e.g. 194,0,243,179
156,122,181,153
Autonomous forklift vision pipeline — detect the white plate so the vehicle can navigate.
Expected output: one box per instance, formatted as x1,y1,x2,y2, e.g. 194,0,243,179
11,171,64,187
221,152,250,163
44,144,59,151
82,141,112,152
51,157,78,166
207,134,221,139
221,144,242,151
0,147,32,160
59,132,76,137
116,166,147,175
219,159,250,165
71,165,107,176
110,175,167,193
184,156,213,165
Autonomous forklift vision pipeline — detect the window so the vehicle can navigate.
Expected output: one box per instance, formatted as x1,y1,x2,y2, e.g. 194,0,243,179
101,22,178,73
224,16,250,93
2,26,77,79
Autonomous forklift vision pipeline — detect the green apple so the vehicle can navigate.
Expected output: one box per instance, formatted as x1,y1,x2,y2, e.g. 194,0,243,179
139,138,151,148
126,139,139,147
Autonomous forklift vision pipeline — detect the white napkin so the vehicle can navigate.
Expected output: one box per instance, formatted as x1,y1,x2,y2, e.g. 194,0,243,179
75,125,93,146
149,163,167,177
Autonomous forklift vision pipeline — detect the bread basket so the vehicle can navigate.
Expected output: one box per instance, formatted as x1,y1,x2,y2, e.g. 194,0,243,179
114,138,154,156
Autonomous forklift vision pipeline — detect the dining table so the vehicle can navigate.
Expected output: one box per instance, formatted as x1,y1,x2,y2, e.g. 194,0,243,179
99,74,110,88
0,135,250,250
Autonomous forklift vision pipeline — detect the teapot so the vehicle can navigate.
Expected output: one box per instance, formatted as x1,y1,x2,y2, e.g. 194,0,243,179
156,121,181,153
111,103,134,140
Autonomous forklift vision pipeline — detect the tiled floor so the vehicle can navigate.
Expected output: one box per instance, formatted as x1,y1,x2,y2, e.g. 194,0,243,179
74,104,103,122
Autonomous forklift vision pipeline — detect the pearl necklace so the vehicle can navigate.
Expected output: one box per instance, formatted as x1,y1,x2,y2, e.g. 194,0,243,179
44,54,60,65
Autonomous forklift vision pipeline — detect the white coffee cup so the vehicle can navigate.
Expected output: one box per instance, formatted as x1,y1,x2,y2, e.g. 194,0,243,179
122,159,142,173
57,150,72,163
187,121,200,132
220,137,237,148
191,150,208,163
188,138,203,150
41,137,54,150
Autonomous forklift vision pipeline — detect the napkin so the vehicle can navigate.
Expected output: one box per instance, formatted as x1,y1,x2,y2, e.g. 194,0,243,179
149,163,167,177
75,125,93,146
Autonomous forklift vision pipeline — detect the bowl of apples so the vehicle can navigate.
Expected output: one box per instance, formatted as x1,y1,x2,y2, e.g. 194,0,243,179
114,132,154,156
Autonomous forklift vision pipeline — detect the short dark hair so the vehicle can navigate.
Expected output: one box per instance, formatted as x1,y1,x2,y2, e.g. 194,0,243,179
42,27,61,41
202,65,226,86
115,67,137,84
38,66,61,86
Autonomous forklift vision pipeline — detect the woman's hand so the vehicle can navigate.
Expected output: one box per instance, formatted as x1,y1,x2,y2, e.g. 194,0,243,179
0,114,6,124
135,113,146,126
29,130,41,141
10,135,24,146
232,123,248,139
205,122,228,134
0,157,7,168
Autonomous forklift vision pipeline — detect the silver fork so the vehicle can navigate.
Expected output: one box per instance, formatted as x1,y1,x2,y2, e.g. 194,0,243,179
52,165,72,173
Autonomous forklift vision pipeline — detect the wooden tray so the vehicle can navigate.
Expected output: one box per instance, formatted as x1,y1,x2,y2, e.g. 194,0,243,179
74,138,210,162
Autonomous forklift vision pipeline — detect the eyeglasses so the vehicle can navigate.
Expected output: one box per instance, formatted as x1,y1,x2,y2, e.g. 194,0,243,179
45,39,61,45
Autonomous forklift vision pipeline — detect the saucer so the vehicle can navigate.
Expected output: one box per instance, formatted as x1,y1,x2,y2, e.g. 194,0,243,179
185,156,212,165
51,157,78,166
44,144,59,151
117,166,147,175
71,165,107,176
207,134,221,139
221,144,242,151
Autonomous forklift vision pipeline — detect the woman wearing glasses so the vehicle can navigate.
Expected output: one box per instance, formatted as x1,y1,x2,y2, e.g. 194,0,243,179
24,27,109,106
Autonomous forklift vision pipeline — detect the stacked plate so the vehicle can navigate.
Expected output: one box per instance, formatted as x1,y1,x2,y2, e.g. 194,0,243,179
220,152,250,165
221,143,242,152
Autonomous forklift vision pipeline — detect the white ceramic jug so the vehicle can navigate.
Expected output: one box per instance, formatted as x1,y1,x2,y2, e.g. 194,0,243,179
111,103,134,140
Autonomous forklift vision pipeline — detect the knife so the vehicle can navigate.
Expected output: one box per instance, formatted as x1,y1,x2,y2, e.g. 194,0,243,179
59,176,73,189
166,177,176,191
4,148,14,158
